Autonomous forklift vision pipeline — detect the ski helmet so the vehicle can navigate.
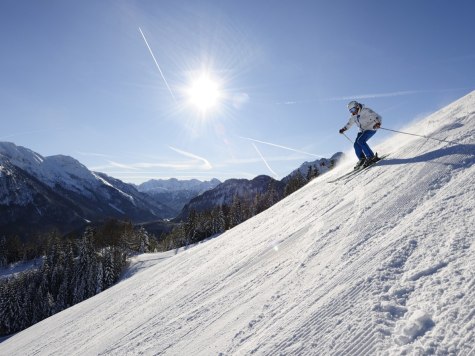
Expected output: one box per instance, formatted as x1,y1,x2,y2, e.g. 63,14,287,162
347,100,359,110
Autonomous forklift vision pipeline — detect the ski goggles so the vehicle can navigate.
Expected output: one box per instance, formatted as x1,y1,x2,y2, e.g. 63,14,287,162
349,107,358,114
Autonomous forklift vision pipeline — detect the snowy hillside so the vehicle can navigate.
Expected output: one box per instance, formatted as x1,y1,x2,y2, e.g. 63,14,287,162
282,152,344,182
1,91,474,355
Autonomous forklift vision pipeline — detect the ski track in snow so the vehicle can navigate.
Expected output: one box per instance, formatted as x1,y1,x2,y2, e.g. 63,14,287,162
1,92,475,355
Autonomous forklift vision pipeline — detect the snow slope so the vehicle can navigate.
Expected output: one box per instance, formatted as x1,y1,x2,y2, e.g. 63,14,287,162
1,91,475,355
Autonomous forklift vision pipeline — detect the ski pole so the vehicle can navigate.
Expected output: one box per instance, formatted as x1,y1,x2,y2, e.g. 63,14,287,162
342,132,353,144
380,127,461,145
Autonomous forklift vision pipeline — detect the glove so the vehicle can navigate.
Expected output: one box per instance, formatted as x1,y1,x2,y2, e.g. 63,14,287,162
373,123,381,129
339,128,347,134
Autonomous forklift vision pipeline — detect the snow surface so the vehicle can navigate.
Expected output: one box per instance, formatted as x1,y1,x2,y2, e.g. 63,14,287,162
121,248,193,280
1,91,475,355
0,258,44,280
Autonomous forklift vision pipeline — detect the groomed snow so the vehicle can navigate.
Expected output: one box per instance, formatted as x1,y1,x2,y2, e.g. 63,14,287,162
1,91,474,355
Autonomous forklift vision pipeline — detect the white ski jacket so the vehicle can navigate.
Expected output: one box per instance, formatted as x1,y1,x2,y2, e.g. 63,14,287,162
343,106,382,132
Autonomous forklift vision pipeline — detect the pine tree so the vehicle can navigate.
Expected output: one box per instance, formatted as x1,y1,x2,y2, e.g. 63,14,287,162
55,275,69,313
102,247,116,289
230,195,243,228
184,210,198,245
20,273,35,330
73,227,97,303
306,165,319,181
112,247,126,279
26,274,42,325
0,281,11,334
0,236,7,267
96,261,103,294
0,280,21,334
137,227,150,253
284,170,306,197
216,206,226,233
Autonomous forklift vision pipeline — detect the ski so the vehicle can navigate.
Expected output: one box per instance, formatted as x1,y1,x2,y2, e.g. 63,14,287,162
328,154,390,183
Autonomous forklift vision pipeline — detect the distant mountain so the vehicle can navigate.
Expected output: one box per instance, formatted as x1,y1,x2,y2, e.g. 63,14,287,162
176,153,344,221
177,175,286,220
282,152,344,183
137,178,221,216
0,142,174,236
138,178,221,193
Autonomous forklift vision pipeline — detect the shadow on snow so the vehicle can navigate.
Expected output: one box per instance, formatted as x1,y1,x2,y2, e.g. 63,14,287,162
379,144,475,169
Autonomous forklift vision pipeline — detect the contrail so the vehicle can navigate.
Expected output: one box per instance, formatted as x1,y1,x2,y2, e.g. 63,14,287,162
139,27,176,102
239,136,323,158
325,88,470,101
252,143,279,179
326,90,427,101
169,146,212,170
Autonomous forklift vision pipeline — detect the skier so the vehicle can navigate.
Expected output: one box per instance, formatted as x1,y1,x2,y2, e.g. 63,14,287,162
339,100,382,169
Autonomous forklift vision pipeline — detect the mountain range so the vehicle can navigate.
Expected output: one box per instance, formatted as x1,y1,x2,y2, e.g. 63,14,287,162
0,143,171,235
0,142,341,237
177,153,343,220
137,178,221,216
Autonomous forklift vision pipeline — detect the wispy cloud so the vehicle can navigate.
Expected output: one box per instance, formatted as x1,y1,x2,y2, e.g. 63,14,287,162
276,100,299,105
225,154,307,165
94,161,205,172
169,146,212,170
90,147,212,172
325,88,471,101
252,143,279,179
76,151,115,159
239,136,323,158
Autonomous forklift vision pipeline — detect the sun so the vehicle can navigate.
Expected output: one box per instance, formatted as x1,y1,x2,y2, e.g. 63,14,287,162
187,74,221,113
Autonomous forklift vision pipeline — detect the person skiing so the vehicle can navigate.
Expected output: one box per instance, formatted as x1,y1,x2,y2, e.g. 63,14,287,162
339,100,382,169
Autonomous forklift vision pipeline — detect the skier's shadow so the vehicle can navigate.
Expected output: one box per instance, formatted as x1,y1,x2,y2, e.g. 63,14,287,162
378,144,475,168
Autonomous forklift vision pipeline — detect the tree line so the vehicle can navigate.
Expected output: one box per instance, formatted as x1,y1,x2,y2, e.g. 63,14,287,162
0,221,155,336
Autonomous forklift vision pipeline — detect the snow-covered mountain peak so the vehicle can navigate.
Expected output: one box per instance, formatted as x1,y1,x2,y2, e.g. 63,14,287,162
0,143,101,193
1,91,475,355
0,143,175,232
0,141,44,170
41,154,100,190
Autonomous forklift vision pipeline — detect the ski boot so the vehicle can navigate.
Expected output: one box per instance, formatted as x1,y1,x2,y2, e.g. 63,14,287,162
354,157,366,170
363,153,380,168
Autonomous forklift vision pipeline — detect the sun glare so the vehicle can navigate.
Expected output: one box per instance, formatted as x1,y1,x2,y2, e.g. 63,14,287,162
188,74,221,113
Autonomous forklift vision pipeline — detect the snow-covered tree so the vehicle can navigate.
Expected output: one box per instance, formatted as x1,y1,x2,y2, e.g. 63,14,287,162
0,279,22,334
102,247,116,289
73,227,97,303
230,195,244,228
0,236,7,267
184,209,198,245
137,227,150,253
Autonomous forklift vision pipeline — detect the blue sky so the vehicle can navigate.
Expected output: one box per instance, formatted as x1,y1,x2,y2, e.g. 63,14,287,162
1,0,474,183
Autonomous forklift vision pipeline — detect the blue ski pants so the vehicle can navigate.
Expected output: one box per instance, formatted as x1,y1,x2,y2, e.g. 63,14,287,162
354,130,376,159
